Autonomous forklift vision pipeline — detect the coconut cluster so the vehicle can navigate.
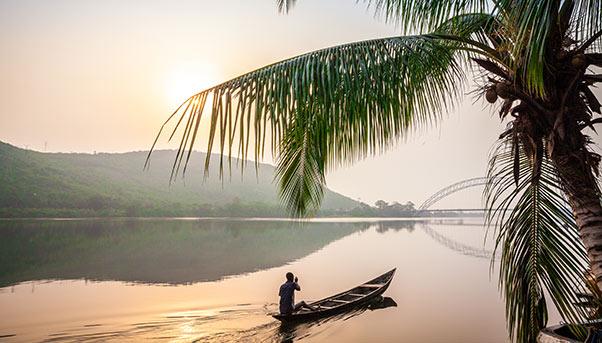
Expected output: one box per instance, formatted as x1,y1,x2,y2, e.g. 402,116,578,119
486,82,513,104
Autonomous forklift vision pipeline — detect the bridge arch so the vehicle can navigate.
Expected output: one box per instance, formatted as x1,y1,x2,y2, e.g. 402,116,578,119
418,177,489,210
421,225,494,259
412,177,498,259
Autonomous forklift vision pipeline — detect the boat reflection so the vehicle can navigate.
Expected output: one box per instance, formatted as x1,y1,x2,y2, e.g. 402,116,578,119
277,296,397,342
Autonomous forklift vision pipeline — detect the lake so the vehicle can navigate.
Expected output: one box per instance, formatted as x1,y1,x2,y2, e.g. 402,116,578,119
0,217,561,342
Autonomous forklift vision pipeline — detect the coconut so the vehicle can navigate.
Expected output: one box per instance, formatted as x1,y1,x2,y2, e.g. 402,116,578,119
556,50,568,61
486,88,498,103
571,54,586,68
495,82,512,99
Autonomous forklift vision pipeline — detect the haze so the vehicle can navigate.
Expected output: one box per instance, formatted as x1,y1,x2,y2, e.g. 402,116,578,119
2,0,597,207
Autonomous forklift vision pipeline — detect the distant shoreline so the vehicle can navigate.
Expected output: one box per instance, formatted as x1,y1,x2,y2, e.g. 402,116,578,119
0,214,484,221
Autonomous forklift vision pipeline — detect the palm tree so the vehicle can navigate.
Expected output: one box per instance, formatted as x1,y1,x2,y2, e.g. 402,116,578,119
149,1,602,341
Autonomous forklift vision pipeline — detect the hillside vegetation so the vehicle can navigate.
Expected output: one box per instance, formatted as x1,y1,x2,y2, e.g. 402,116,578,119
0,141,359,217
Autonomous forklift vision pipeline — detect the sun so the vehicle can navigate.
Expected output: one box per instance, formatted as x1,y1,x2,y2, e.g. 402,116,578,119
164,62,220,108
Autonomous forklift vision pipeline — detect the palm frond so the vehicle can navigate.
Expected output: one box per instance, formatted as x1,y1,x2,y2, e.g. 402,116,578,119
277,0,296,13
275,109,326,217
495,0,602,95
432,13,507,66
279,1,602,95
435,12,497,38
364,0,488,34
573,0,602,51
494,0,559,96
485,134,589,342
149,32,495,215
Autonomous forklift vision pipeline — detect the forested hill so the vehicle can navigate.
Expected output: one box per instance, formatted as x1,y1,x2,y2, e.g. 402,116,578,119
0,141,360,217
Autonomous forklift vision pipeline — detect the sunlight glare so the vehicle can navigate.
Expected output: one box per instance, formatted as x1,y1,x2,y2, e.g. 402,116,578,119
164,62,220,108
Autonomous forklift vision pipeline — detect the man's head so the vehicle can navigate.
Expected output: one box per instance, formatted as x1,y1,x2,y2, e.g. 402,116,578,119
286,272,294,282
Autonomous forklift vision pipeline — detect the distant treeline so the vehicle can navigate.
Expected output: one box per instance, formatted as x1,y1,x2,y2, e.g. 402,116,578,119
349,200,417,217
0,201,396,218
0,199,475,218
338,200,480,218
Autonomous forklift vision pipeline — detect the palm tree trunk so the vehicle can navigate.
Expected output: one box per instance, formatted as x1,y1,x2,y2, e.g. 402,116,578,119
553,150,602,290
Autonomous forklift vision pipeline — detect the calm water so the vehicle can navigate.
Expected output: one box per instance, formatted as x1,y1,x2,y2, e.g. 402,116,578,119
0,218,561,342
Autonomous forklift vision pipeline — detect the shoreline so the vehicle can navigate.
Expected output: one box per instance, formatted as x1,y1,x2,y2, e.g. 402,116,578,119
0,215,485,221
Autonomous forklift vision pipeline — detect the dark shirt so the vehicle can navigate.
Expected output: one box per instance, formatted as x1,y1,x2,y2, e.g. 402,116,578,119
279,281,300,314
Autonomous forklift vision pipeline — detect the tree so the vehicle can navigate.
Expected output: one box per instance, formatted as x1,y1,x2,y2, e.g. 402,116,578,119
149,1,602,341
375,199,388,209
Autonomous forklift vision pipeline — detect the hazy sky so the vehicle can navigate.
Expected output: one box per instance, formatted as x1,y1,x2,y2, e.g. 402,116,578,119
2,0,599,208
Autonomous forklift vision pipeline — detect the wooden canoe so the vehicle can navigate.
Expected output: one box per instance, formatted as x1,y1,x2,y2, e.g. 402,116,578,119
272,268,396,322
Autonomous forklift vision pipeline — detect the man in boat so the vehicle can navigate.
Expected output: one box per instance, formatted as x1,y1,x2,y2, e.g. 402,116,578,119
279,272,316,315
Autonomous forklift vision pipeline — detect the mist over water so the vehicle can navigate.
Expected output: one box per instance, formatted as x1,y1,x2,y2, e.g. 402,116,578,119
0,218,558,342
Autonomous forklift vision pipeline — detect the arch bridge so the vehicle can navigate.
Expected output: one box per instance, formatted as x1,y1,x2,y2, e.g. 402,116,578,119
418,177,489,211
415,177,497,260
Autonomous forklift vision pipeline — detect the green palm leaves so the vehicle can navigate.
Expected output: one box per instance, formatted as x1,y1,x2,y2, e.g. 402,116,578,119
275,110,326,217
494,0,602,96
149,35,474,216
371,0,601,96
486,136,589,342
366,0,487,31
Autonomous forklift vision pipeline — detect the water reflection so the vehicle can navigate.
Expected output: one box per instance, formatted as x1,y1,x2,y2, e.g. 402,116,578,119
375,220,495,260
29,297,397,342
0,219,497,288
277,296,398,343
374,221,417,233
420,225,494,259
0,218,517,342
0,219,385,287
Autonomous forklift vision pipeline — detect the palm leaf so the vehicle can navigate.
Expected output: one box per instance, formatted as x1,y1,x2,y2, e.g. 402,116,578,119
148,31,502,215
496,0,602,95
364,0,488,33
364,0,602,95
485,134,589,342
572,0,602,51
277,0,296,13
275,108,326,217
494,0,558,96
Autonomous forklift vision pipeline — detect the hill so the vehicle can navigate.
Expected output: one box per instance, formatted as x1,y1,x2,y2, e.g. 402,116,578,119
0,141,360,217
